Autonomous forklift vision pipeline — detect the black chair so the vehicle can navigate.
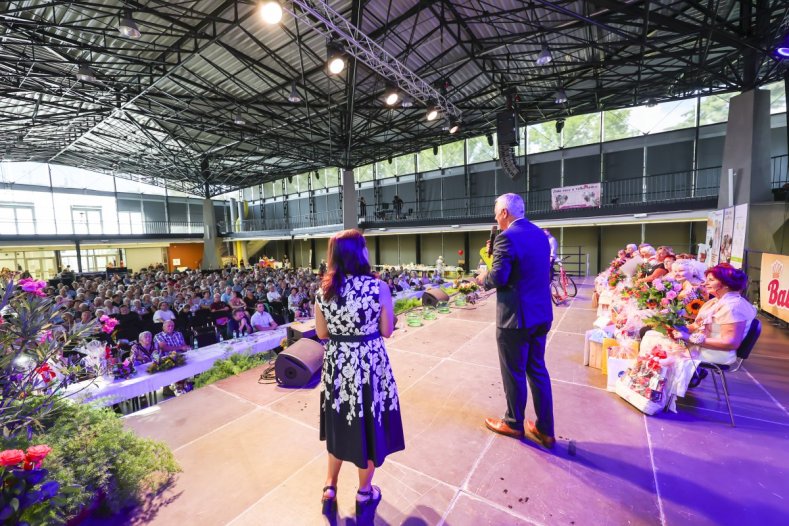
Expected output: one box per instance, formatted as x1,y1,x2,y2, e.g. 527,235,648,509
193,324,219,348
698,318,762,427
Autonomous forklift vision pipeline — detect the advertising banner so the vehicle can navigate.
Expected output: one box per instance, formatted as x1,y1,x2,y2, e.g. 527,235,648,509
708,210,725,266
760,253,789,323
551,182,601,210
719,207,735,264
729,204,748,268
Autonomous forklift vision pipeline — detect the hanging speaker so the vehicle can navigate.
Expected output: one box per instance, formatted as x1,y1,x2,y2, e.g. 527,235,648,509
275,339,325,387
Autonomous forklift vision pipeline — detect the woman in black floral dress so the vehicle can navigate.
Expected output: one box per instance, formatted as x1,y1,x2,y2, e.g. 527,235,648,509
315,229,404,518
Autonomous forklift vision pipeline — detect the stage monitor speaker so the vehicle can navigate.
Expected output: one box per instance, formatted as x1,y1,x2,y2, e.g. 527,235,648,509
496,110,520,146
422,288,450,307
275,338,325,387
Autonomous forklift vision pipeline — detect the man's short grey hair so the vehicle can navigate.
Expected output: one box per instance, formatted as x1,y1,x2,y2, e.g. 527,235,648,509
495,193,525,218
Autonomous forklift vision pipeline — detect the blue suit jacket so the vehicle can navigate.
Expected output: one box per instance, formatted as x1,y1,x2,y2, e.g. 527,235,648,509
483,218,553,329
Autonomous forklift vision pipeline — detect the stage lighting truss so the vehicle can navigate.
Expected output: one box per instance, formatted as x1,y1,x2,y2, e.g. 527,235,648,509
283,0,461,121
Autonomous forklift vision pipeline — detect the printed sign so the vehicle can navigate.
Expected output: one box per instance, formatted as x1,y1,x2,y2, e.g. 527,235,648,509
760,253,789,323
729,204,748,268
708,210,724,266
719,207,735,264
551,182,601,210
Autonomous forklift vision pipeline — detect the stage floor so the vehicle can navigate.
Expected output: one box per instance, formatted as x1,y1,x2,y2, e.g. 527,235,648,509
109,280,788,525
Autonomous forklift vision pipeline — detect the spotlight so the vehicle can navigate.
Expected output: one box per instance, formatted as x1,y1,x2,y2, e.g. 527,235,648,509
486,133,494,146
388,156,393,164
118,13,141,39
556,119,565,134
426,103,440,122
233,113,246,125
326,41,346,75
778,47,789,58
401,96,413,108
384,85,400,106
554,88,568,104
536,45,552,66
76,64,96,82
288,81,302,103
260,1,283,25
433,145,438,156
448,120,461,134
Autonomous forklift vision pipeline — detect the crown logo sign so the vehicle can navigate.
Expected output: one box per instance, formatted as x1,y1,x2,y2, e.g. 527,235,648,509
772,260,783,279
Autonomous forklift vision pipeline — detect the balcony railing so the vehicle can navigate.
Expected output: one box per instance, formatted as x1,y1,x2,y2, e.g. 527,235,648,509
219,209,343,234
0,220,204,237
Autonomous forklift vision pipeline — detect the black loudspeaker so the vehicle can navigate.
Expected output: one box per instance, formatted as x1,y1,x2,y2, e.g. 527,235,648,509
275,338,325,387
422,288,450,307
496,109,519,146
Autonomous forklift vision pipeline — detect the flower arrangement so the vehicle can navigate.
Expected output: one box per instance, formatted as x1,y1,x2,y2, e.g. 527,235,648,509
0,445,60,525
685,297,705,318
98,315,119,335
634,262,652,280
608,271,626,288
456,281,478,295
111,358,136,381
146,352,186,374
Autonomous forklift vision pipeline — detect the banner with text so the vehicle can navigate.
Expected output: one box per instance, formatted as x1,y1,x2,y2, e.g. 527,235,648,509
729,204,748,268
551,182,602,210
760,253,789,323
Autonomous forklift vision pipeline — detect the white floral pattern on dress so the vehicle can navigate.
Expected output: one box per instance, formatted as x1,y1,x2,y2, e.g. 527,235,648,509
318,275,400,426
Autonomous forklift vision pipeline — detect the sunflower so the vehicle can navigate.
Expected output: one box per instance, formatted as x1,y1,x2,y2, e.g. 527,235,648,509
686,298,705,317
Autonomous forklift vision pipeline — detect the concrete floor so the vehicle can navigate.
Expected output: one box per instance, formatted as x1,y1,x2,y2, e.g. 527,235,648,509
112,280,789,525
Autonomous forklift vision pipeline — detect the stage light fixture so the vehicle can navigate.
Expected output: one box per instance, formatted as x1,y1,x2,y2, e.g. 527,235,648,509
401,96,414,108
778,47,789,58
326,41,346,75
555,118,565,134
260,1,283,25
448,120,461,134
118,13,141,39
486,133,494,146
384,85,400,106
536,45,552,66
554,88,568,104
433,145,438,155
288,81,302,103
426,104,440,121
76,64,96,82
233,113,246,125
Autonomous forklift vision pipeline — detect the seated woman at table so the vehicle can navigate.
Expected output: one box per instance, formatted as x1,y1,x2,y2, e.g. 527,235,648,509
227,308,253,337
131,331,156,364
672,263,756,367
671,259,707,301
636,246,673,285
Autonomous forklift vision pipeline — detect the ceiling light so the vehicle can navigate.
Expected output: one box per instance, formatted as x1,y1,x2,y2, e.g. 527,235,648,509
426,104,440,122
288,81,302,103
384,86,400,106
76,64,96,82
233,113,246,125
118,13,141,39
326,41,346,75
260,1,283,25
448,120,461,134
554,89,568,104
536,45,552,66
778,47,789,58
401,96,413,108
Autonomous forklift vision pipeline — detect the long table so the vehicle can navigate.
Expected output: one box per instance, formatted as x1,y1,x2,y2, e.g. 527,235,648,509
62,328,287,407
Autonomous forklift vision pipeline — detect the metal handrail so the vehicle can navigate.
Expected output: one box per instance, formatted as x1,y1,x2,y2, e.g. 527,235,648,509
0,220,204,236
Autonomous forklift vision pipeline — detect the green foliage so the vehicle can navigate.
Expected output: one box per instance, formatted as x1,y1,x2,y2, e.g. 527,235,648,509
2,399,180,523
194,352,273,389
393,298,421,315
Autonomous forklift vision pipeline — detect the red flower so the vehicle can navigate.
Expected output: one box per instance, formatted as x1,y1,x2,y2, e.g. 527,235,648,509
0,449,26,467
25,445,52,464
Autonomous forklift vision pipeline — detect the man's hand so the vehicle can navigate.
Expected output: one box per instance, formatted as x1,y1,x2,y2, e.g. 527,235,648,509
475,270,488,287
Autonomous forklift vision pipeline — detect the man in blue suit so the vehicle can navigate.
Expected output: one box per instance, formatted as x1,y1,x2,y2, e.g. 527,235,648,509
476,193,555,448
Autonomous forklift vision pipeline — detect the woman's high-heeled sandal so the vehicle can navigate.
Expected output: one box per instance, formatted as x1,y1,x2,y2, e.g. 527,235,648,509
321,485,337,516
355,485,382,517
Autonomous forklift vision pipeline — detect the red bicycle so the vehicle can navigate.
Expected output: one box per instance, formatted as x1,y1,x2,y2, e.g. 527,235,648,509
550,256,578,305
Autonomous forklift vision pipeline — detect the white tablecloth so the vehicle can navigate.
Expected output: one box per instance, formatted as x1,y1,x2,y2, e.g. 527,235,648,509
62,328,287,406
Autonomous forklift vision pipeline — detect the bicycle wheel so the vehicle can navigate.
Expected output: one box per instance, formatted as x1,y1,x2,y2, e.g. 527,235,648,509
564,274,578,297
550,281,562,305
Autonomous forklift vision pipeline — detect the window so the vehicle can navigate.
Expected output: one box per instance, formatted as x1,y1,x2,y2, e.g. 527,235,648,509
467,135,497,164
766,81,786,114
0,203,36,235
118,210,144,234
562,113,602,148
527,121,561,153
417,147,441,173
71,206,103,235
356,164,374,182
699,93,734,125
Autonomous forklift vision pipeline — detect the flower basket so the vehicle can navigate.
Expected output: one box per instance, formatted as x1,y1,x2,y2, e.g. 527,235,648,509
147,352,187,374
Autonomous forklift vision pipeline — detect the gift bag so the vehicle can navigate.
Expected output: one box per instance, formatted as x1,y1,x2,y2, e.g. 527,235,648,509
615,347,675,415
606,348,636,392
601,338,619,375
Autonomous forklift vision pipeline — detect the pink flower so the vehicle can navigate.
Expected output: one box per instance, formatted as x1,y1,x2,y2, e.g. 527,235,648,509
653,280,665,291
19,278,47,297
665,290,677,301
99,315,109,323
673,281,682,291
660,298,670,306
37,330,53,343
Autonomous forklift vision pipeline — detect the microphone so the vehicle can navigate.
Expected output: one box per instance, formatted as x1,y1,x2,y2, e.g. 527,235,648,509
488,225,498,257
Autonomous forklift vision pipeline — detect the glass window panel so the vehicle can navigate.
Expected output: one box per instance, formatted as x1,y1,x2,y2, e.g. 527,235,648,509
273,180,283,196
766,81,786,114
603,108,640,141
605,99,696,140
467,135,497,164
699,93,734,125
285,176,298,195
442,140,465,168
297,173,310,192
322,168,339,187
50,165,115,191
562,113,601,148
527,121,561,153
417,147,441,172
356,164,374,182
262,181,275,198
0,162,51,186
15,207,35,235
376,160,397,179
395,154,415,176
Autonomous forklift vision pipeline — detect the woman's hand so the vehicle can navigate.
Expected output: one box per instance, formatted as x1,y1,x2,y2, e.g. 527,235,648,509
671,326,690,342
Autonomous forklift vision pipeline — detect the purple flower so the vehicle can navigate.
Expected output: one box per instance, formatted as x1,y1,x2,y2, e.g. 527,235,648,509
673,281,682,291
19,278,47,297
665,290,677,301
653,280,665,291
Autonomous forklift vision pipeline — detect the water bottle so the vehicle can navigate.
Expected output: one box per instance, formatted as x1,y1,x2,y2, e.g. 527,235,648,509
233,330,238,339
193,337,199,350
218,332,224,342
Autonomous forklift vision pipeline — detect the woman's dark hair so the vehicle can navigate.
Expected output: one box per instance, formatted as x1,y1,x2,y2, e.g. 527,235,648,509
321,229,371,301
705,263,748,292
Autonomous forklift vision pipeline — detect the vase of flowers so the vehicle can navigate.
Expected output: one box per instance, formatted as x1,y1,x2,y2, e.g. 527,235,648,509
147,352,187,374
111,358,137,381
